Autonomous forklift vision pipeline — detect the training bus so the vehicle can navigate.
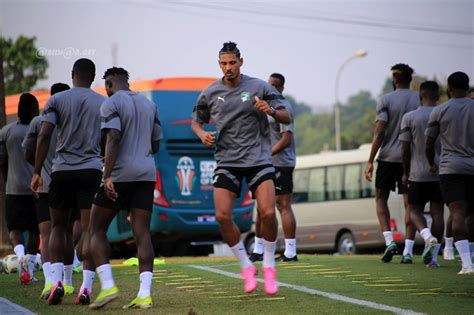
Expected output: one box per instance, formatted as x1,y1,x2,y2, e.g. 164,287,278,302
5,78,254,255
244,144,408,254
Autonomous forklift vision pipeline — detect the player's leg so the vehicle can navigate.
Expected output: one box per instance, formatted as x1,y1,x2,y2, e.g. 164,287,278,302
254,179,278,295
375,188,398,262
36,193,53,298
89,203,119,308
48,206,71,304
72,217,82,272
124,207,154,309
401,190,416,264
275,193,297,262
427,201,444,266
249,209,264,262
63,220,75,295
444,212,454,260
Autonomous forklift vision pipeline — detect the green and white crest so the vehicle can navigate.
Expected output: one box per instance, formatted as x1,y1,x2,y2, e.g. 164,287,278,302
240,91,250,102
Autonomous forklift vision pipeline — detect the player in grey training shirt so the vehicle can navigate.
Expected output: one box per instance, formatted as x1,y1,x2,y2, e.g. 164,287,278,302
399,81,444,267
89,67,163,309
365,64,419,264
22,83,70,298
425,72,474,274
0,93,40,285
251,73,298,263
31,59,105,305
192,42,291,296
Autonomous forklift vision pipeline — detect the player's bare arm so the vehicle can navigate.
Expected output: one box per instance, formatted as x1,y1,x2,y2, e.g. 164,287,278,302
103,128,121,201
272,131,291,156
254,96,291,124
401,141,411,186
191,120,216,147
425,136,438,173
365,120,387,182
31,121,54,196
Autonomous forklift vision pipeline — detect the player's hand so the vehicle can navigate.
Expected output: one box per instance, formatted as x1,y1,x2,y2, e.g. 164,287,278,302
429,163,439,173
254,96,272,114
200,131,216,147
402,174,409,187
364,162,374,182
104,177,118,202
30,173,43,198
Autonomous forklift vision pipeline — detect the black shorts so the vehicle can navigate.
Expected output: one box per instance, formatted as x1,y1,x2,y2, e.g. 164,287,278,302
439,174,474,205
36,193,51,224
213,164,275,198
6,195,39,233
375,161,408,194
93,181,155,212
275,167,294,195
49,169,102,211
408,181,444,206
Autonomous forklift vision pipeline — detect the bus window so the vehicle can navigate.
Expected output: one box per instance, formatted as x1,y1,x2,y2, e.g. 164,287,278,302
309,167,325,202
293,169,309,203
327,165,343,201
360,162,375,197
344,164,361,199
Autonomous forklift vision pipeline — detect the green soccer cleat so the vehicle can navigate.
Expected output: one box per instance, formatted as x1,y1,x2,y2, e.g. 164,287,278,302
381,241,399,263
73,263,83,273
89,286,119,309
422,238,437,265
64,285,75,295
122,296,153,309
39,282,52,300
400,254,413,264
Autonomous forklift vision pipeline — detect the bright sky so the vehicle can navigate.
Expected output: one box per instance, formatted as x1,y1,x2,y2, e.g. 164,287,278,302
1,0,473,110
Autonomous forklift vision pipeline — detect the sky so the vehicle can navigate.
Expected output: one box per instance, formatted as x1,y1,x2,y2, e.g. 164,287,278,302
1,0,473,111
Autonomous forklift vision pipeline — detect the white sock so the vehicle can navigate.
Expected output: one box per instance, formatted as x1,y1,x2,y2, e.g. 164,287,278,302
454,240,472,269
263,239,277,268
420,228,434,242
96,264,115,291
26,254,36,277
403,239,415,256
73,250,81,266
36,253,42,265
137,271,152,298
284,239,297,258
445,237,454,250
253,237,264,254
382,231,393,246
51,262,64,284
80,270,95,293
63,265,73,286
432,244,441,263
230,241,252,269
43,262,52,285
14,244,25,257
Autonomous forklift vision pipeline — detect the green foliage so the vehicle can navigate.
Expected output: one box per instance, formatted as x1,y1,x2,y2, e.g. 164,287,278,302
1,35,48,95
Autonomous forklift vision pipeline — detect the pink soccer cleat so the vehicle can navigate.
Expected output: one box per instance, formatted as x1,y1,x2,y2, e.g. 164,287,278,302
262,267,278,295
241,265,258,293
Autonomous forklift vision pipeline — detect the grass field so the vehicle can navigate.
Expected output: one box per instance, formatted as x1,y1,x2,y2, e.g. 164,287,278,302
0,254,473,314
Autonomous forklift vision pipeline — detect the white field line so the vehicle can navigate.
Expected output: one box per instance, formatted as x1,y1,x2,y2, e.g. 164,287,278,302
188,265,425,315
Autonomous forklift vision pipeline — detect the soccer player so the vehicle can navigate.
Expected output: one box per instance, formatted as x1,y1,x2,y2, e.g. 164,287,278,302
0,93,40,285
88,67,163,309
31,58,105,304
468,87,474,100
192,42,291,295
365,64,419,263
250,73,297,263
22,83,70,298
425,71,474,274
399,81,443,267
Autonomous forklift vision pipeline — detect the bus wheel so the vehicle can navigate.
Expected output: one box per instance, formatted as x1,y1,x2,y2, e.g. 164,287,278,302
337,232,356,255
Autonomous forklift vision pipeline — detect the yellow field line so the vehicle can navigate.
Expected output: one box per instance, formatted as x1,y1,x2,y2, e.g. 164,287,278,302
233,297,286,302
166,281,214,286
176,284,223,289
210,294,252,299
309,271,352,275
410,292,439,296
364,283,417,287
167,277,202,282
281,265,325,269
346,274,371,277
385,288,441,292
369,279,403,283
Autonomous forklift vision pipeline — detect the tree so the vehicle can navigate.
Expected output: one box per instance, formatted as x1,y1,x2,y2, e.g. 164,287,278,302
1,35,48,96
284,94,312,117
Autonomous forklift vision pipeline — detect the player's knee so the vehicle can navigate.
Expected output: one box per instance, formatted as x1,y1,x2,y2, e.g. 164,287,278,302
259,207,276,222
215,211,232,224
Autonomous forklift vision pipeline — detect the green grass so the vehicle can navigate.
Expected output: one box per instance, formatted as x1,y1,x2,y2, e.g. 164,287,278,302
0,255,473,314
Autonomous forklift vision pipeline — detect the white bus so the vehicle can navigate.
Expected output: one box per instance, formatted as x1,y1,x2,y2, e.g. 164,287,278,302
244,144,408,254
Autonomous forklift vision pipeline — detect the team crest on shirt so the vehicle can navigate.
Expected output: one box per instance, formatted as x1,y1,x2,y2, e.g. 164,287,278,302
176,156,195,196
240,91,250,102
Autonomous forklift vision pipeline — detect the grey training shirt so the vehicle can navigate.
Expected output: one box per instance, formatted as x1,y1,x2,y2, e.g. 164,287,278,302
101,90,163,182
376,89,420,162
192,75,287,167
22,115,57,193
425,97,474,175
399,106,440,182
0,121,34,195
268,100,296,168
42,87,105,172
